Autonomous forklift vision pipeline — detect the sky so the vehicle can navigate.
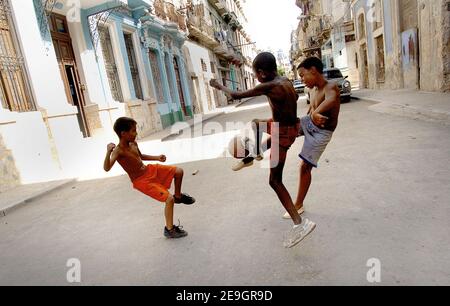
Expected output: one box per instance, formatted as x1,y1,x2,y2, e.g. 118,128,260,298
243,0,300,56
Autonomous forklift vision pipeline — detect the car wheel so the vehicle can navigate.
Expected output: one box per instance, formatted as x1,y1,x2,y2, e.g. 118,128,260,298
342,96,351,103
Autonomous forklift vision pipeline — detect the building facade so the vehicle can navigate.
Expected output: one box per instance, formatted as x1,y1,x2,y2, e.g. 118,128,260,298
0,0,195,190
184,0,257,113
290,0,359,86
352,0,450,91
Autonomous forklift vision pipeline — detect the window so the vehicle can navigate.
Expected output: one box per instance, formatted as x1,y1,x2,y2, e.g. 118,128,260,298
373,0,383,31
210,61,215,74
358,14,366,40
148,50,164,103
323,69,343,79
201,58,207,72
98,26,124,102
124,33,143,100
55,17,67,33
375,35,385,82
0,0,35,112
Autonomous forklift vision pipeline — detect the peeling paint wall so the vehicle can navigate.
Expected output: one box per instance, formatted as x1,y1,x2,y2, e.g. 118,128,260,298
352,0,448,92
0,132,20,193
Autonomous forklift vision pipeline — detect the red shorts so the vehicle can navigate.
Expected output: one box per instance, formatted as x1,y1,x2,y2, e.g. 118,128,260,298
267,118,301,150
132,164,177,203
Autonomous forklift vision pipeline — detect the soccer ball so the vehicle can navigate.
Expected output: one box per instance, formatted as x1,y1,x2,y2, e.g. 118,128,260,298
228,136,251,159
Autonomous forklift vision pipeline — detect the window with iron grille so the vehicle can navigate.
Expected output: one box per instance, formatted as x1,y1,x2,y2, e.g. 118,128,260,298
0,0,36,112
201,58,207,72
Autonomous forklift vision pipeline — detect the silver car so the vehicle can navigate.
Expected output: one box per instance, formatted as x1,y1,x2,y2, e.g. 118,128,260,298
323,68,352,102
293,79,306,94
305,68,352,104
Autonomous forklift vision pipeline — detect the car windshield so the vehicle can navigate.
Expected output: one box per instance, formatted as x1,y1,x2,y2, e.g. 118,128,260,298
323,70,343,79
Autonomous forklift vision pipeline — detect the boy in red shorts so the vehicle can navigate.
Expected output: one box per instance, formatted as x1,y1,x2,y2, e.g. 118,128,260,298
104,117,195,239
210,52,316,248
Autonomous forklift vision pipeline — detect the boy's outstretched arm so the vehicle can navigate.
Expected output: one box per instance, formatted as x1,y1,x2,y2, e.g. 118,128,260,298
104,143,119,172
137,144,166,162
210,79,271,100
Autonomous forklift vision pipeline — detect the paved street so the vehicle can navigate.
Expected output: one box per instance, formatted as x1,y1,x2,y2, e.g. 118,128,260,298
1,96,449,285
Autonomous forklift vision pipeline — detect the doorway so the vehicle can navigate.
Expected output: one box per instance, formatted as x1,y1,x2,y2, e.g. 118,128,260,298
49,13,89,137
361,43,369,88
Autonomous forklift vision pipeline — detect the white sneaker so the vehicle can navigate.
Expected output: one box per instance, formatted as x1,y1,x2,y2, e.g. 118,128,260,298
283,207,305,220
283,218,316,248
232,160,254,171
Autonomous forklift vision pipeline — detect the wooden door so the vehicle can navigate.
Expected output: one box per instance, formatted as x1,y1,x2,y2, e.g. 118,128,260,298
50,13,90,137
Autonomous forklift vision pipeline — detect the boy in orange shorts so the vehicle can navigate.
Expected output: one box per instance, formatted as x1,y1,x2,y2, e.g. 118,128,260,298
104,117,195,239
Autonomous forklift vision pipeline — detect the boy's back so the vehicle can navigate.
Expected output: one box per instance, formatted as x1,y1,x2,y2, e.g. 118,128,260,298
265,76,299,126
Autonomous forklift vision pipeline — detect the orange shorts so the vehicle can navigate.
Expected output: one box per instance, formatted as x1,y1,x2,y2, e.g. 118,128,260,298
132,164,177,203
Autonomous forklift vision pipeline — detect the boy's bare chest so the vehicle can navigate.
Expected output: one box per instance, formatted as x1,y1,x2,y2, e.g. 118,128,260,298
311,89,326,109
120,145,141,161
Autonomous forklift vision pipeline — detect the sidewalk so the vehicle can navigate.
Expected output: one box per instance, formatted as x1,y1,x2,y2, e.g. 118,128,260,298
352,89,450,126
0,179,76,217
0,97,256,216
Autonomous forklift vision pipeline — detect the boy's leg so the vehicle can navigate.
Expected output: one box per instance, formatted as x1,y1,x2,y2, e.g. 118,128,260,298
165,194,175,230
269,148,302,226
240,120,270,166
173,167,196,205
252,119,270,156
173,167,183,199
294,161,313,210
164,194,188,239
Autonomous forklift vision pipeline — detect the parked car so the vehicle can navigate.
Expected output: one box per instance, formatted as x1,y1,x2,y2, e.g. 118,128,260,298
292,79,306,94
305,68,352,104
323,68,352,102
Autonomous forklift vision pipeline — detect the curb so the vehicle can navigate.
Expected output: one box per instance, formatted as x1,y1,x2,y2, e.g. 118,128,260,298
354,95,450,126
0,179,77,217
234,97,258,108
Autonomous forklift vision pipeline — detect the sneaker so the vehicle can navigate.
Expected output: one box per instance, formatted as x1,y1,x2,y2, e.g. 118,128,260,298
283,218,316,248
283,207,305,220
174,193,196,205
254,154,264,161
164,225,188,239
232,160,254,171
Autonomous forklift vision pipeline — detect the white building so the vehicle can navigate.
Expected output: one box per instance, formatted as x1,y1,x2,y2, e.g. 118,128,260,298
0,0,194,191
184,0,257,113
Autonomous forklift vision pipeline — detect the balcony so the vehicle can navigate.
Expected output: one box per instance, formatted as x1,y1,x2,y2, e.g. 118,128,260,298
186,4,218,48
208,0,228,16
318,15,333,40
213,41,229,56
152,0,187,31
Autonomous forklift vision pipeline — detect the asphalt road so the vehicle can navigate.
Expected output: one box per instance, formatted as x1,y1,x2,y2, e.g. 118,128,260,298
1,96,449,285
